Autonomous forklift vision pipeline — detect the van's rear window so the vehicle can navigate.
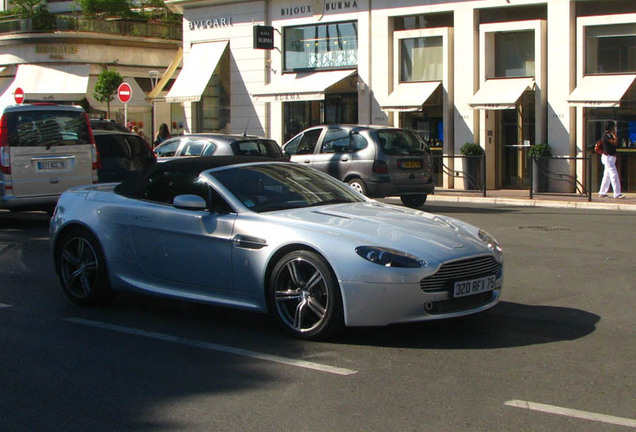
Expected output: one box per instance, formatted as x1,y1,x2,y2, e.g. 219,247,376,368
6,111,91,147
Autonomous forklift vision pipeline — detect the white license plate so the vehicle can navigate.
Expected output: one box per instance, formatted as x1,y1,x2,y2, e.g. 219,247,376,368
453,275,496,298
38,160,67,170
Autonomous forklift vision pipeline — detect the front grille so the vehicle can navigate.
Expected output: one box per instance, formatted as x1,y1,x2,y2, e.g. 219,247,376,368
420,255,501,293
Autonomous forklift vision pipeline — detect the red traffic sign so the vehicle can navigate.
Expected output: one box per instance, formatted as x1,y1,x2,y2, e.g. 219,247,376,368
14,87,24,104
117,82,132,104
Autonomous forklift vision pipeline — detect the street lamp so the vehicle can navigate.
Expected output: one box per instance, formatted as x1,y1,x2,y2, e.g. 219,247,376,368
149,70,159,142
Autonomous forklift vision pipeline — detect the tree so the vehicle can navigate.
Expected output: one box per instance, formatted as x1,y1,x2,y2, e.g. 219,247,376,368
93,68,123,118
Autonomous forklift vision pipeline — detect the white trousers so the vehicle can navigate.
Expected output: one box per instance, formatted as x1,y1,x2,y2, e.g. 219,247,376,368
599,154,622,197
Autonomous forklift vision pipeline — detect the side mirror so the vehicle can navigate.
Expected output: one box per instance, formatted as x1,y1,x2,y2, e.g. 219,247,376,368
173,194,207,211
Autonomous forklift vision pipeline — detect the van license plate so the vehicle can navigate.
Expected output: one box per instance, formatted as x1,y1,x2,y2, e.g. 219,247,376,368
38,160,67,170
453,275,495,298
399,160,422,169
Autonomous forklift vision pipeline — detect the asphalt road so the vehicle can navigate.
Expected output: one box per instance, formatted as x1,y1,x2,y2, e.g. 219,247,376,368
0,204,634,432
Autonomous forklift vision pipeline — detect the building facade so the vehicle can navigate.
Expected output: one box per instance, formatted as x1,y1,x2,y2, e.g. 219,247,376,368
0,1,183,140
164,0,636,192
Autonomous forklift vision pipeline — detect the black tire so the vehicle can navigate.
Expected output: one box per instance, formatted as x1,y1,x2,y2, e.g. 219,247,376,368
347,178,367,195
268,250,344,340
56,228,112,306
400,194,427,208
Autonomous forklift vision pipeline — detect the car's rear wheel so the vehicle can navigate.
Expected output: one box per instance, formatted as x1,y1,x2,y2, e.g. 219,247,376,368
269,250,344,340
400,194,427,208
57,228,112,306
347,178,367,195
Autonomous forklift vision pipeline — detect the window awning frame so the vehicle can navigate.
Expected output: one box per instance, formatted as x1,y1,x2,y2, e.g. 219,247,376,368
0,64,90,103
165,41,228,103
567,74,636,108
381,81,442,112
252,69,356,102
469,77,535,110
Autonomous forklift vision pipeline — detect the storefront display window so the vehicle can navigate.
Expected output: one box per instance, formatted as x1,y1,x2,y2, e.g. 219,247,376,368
495,31,535,77
400,36,443,82
197,52,230,132
284,22,358,71
585,24,636,74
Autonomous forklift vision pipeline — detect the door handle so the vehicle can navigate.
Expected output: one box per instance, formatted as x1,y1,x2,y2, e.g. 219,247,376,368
340,157,349,162
303,159,311,164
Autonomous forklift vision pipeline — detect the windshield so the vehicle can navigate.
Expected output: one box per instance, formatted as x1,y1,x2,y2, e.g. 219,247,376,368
374,129,430,156
211,163,365,212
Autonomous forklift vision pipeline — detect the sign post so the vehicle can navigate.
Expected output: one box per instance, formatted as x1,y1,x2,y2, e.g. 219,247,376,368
117,82,132,126
14,87,25,104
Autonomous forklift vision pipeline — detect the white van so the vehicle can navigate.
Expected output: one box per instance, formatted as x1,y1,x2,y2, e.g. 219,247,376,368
0,104,98,212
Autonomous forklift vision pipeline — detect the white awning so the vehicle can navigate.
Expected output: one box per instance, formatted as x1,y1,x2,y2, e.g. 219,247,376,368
165,41,228,103
86,77,151,113
11,64,90,102
252,70,356,102
568,74,636,108
382,82,441,112
469,77,535,110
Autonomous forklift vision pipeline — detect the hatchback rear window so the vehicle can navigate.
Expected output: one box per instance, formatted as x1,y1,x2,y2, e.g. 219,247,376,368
375,130,430,156
5,110,91,147
233,139,283,158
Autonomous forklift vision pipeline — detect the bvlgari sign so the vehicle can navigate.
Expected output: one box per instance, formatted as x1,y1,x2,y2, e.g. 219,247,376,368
188,16,232,30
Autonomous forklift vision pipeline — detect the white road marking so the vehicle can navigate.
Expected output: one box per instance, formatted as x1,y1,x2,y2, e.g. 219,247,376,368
66,318,357,376
505,400,636,428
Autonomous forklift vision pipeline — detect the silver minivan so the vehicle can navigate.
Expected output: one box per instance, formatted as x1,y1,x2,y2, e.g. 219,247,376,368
0,104,97,212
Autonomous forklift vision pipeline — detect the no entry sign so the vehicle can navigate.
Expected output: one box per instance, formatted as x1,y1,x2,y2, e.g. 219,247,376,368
117,82,132,104
14,87,24,104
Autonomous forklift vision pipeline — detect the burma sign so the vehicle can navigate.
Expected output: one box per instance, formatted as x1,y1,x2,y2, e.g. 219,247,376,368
254,25,274,50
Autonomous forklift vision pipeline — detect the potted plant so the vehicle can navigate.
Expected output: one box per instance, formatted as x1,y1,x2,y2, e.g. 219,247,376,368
460,142,484,190
527,143,551,192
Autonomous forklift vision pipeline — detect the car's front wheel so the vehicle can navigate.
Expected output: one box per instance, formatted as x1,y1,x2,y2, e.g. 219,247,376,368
268,250,344,340
400,194,427,208
56,228,112,306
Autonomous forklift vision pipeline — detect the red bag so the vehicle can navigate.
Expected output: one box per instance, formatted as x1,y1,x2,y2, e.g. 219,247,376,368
594,140,604,155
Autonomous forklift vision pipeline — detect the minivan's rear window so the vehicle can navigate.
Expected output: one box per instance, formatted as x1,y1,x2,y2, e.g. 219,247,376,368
375,129,431,156
6,111,91,147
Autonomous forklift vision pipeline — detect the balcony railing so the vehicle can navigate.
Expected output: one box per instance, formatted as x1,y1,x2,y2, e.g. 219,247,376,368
0,16,182,40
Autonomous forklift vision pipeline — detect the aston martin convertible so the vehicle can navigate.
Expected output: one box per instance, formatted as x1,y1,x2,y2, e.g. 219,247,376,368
50,156,503,340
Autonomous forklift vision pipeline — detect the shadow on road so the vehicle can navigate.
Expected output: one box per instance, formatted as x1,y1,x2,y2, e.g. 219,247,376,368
333,301,600,349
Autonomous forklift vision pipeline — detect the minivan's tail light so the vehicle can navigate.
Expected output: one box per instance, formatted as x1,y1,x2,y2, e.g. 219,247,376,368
85,113,101,174
372,160,388,174
0,114,11,175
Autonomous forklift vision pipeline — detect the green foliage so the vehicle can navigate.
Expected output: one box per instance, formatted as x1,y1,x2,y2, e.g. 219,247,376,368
75,0,135,18
527,143,552,158
460,142,485,156
10,0,55,30
93,68,123,118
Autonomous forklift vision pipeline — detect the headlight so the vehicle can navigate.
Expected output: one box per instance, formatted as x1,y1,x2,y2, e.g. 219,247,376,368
478,229,503,259
355,246,425,268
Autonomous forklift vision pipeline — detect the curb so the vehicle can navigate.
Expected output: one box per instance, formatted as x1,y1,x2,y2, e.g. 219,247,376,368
425,195,636,212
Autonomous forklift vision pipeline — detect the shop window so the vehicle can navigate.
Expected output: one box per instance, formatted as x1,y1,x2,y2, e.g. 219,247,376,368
284,22,358,71
495,31,535,77
400,36,443,82
585,24,636,74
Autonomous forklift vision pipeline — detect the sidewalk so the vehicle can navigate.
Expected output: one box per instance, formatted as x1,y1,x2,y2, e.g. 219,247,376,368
427,189,636,212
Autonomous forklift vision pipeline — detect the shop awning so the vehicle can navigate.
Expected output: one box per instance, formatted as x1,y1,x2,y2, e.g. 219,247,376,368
469,77,535,110
86,77,151,113
147,47,183,100
252,70,356,102
9,64,90,101
165,41,227,103
382,82,441,112
568,74,636,108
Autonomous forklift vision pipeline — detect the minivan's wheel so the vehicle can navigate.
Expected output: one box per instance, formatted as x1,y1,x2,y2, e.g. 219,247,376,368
348,178,367,195
400,194,427,209
57,228,112,306
269,250,344,340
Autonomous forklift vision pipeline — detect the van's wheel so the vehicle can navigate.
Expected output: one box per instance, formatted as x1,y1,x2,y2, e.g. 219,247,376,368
400,194,427,208
347,178,367,195
268,250,344,340
56,228,112,306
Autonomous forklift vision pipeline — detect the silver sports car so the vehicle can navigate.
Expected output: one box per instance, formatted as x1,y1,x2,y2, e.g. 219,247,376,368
50,156,503,340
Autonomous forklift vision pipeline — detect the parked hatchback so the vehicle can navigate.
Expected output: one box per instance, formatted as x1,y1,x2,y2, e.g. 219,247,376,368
0,103,98,212
93,130,156,182
283,125,434,208
153,133,285,161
